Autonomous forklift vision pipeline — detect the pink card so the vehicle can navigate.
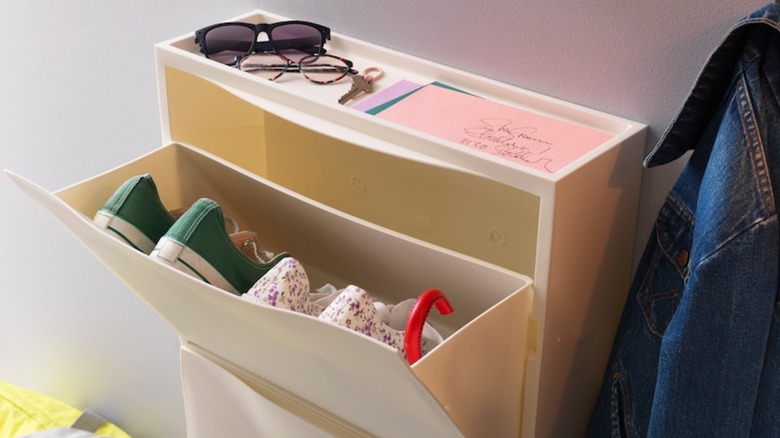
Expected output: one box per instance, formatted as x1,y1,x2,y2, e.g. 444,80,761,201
376,84,613,173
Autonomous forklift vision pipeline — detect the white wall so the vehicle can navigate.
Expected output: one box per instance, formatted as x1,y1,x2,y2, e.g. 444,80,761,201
0,1,766,436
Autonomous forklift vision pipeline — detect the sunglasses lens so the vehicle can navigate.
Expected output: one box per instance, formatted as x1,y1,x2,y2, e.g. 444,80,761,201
270,24,324,61
238,54,288,81
299,55,350,84
204,25,256,64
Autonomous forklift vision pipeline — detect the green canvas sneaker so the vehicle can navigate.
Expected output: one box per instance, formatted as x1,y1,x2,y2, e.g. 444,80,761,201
93,174,176,254
150,198,289,295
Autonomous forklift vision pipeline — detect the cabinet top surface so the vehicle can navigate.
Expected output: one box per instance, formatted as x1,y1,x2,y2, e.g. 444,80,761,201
156,8,647,185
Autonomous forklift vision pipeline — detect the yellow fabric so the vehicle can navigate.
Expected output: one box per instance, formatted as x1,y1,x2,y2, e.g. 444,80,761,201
0,381,131,438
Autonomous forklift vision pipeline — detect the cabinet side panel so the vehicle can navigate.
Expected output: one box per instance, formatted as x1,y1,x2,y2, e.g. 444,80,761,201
537,130,645,437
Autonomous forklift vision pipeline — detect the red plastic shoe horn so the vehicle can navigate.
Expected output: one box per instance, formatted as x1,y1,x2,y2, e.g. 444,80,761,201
404,289,454,364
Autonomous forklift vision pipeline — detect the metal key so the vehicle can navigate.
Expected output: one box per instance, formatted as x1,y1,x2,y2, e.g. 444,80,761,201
339,75,373,105
338,67,384,105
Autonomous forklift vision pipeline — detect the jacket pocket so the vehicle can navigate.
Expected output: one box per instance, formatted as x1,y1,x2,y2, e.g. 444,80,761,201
635,198,691,338
608,358,634,438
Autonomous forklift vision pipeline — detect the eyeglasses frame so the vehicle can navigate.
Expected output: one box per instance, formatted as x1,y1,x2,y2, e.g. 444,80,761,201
237,52,359,85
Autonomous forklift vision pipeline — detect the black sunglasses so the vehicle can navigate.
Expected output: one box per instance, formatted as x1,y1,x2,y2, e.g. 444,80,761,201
195,21,331,65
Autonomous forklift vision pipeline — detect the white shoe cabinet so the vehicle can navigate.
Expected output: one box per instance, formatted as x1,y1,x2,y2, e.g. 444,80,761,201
9,8,646,437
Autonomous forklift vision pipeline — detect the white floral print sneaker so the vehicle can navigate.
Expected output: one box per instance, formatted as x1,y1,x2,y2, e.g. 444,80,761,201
374,298,445,356
241,257,339,315
318,286,453,363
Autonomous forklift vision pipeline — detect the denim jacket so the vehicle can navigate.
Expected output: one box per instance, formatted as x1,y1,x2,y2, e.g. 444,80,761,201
589,4,780,437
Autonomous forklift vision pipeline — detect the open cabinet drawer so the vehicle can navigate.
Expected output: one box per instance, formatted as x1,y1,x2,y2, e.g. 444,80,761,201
7,141,532,437
150,8,647,437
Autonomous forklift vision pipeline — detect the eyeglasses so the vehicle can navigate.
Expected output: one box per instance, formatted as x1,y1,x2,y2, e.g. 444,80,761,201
195,21,330,65
237,53,357,84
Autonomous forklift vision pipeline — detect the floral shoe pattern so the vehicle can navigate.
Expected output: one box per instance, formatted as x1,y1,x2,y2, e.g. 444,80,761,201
375,298,444,356
319,285,408,354
241,257,338,315
319,286,453,363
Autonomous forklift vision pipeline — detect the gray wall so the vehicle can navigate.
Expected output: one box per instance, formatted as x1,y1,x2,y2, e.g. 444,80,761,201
0,1,766,436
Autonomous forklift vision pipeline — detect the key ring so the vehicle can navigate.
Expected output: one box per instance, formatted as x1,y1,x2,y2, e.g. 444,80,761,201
362,66,384,84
